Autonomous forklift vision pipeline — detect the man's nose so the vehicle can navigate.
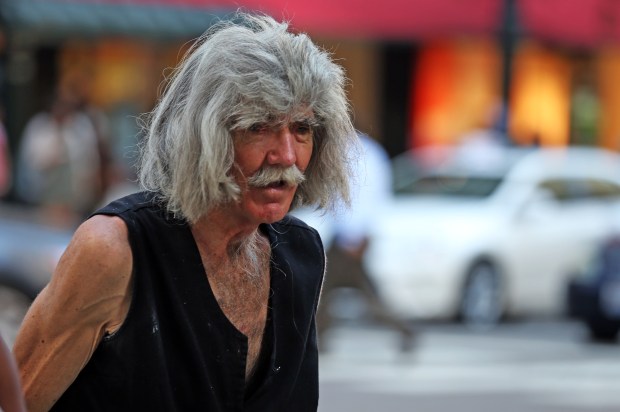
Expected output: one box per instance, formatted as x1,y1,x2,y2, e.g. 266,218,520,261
266,127,297,167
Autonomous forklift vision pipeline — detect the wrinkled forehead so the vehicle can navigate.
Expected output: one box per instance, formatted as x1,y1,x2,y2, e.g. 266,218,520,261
228,105,317,131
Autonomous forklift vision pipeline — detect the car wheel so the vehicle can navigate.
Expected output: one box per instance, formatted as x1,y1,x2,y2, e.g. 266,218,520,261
586,315,620,343
459,262,503,329
0,285,32,347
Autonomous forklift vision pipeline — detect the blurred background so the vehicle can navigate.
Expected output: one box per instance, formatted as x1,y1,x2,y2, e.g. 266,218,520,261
1,0,620,411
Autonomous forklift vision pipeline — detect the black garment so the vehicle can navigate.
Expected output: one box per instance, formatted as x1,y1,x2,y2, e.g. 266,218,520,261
51,192,325,412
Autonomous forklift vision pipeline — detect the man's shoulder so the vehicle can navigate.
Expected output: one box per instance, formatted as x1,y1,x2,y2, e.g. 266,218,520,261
269,215,325,257
270,215,326,293
93,191,162,217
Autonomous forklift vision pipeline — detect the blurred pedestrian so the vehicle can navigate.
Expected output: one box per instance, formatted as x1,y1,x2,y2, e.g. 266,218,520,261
13,12,356,412
0,118,10,197
63,71,116,202
16,88,102,226
0,335,26,412
317,133,415,352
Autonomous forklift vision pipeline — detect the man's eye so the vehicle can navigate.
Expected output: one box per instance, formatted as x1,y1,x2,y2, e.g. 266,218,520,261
291,122,313,135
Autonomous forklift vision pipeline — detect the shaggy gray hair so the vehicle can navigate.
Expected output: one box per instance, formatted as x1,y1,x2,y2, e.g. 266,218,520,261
138,12,357,223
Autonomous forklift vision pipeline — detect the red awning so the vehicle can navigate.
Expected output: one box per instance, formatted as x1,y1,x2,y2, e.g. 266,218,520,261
8,0,620,47
88,0,504,40
518,0,620,48
221,0,502,39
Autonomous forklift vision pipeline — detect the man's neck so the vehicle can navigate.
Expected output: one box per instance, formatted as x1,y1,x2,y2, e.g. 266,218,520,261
190,207,261,266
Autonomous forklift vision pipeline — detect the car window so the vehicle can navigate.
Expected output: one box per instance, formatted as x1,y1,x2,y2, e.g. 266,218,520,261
539,179,620,202
589,180,620,199
395,175,503,198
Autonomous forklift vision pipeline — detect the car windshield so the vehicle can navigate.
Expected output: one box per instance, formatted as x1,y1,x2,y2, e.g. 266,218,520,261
390,145,527,199
395,175,503,198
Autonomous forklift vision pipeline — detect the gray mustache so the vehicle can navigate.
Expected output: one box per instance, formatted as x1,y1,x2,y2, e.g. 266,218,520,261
247,165,306,188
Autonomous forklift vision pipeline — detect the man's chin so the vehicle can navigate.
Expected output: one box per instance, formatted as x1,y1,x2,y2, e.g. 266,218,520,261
260,209,288,224
255,201,293,224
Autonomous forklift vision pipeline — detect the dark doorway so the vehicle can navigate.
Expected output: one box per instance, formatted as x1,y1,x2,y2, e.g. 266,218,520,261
380,43,417,158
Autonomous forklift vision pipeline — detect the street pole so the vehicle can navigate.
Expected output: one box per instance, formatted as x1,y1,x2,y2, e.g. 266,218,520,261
498,0,518,145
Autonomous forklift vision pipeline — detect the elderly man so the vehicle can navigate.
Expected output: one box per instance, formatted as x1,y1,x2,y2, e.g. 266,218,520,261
14,13,356,411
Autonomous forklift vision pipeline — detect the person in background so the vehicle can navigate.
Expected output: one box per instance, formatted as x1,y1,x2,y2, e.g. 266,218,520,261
316,132,415,352
0,119,10,197
16,88,102,226
0,335,26,412
13,13,356,411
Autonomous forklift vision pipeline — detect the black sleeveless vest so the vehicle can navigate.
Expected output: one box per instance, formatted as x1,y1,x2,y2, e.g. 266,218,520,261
51,192,325,411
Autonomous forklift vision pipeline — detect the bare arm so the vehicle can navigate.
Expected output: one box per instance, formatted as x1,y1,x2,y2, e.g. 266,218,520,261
13,215,133,412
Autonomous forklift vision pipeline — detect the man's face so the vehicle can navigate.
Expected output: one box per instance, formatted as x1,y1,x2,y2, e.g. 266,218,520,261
230,114,315,225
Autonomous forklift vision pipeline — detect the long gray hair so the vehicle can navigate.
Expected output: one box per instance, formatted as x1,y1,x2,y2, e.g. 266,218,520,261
138,12,356,223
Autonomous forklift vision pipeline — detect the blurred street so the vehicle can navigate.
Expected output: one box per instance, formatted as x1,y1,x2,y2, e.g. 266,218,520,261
319,320,620,412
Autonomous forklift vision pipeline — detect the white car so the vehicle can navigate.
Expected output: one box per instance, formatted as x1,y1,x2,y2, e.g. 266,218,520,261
364,145,620,328
0,203,71,346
